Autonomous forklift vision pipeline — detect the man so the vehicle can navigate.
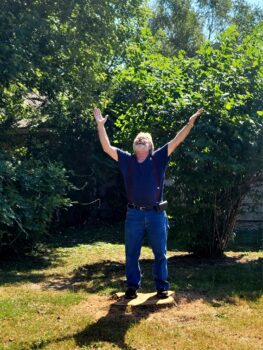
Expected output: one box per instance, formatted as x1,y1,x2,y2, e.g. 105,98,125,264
94,107,204,299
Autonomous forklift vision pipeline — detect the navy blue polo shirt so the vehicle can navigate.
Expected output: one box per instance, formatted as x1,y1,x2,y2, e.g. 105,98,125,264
117,144,170,206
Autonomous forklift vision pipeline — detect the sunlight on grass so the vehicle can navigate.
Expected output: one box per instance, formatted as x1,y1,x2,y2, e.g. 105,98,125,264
0,224,262,349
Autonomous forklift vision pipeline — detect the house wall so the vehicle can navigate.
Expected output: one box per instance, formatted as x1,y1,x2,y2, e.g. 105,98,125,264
237,183,263,222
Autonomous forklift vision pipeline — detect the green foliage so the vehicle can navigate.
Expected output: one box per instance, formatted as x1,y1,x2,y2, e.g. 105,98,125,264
0,152,70,255
232,0,263,36
0,0,144,130
196,0,263,40
109,24,263,257
196,0,233,40
0,0,145,232
150,0,263,54
1,0,262,257
149,0,205,56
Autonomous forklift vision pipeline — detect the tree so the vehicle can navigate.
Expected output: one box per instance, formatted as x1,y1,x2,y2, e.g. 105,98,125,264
196,0,233,40
149,0,204,56
108,24,263,257
231,0,263,36
149,0,263,56
0,0,145,231
0,0,144,129
196,0,263,40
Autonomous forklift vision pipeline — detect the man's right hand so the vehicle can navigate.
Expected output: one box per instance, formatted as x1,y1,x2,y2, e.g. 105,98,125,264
94,107,108,127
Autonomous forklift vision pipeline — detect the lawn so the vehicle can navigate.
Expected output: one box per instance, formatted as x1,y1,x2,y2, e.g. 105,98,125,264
0,222,262,350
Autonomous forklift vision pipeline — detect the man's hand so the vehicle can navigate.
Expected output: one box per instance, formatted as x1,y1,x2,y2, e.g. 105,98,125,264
94,107,108,127
188,108,205,125
94,107,118,161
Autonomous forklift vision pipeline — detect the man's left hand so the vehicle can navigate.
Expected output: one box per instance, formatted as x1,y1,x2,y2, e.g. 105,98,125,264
189,108,205,125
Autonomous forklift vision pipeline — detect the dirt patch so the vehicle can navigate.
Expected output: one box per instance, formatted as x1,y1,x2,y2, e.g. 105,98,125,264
70,294,112,319
67,291,216,325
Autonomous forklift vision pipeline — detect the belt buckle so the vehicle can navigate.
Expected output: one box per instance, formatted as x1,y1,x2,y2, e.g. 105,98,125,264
139,206,147,211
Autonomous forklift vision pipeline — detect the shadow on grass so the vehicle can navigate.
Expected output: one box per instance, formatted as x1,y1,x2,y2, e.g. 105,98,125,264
73,301,171,350
1,222,262,302
0,223,124,286
22,255,262,349
167,254,263,302
1,223,262,349
42,260,126,293
0,248,63,285
40,254,263,302
27,297,173,350
47,222,125,248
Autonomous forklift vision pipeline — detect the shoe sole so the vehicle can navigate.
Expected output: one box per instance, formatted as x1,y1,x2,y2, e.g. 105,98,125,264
156,292,169,299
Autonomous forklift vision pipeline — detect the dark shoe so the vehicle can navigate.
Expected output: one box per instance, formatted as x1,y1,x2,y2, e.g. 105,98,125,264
156,289,169,299
125,287,138,299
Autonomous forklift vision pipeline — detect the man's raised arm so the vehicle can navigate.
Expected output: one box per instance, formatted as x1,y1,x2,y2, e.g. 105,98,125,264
167,108,204,156
94,107,118,161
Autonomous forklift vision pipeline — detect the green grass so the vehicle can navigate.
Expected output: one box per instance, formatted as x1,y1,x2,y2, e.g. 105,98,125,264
0,223,262,350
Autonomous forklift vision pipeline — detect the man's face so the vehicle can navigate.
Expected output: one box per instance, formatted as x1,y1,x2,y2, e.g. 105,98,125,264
133,136,151,153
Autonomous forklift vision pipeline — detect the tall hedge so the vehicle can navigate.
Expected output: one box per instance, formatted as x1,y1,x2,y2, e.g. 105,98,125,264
107,25,263,257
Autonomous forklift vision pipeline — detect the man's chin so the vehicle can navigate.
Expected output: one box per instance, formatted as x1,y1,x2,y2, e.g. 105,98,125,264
134,145,146,151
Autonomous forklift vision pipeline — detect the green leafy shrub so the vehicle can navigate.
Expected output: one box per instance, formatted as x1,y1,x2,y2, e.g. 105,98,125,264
0,153,70,255
108,24,263,257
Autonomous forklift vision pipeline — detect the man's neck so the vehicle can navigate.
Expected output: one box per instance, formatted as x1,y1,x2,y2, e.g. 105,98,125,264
135,151,149,163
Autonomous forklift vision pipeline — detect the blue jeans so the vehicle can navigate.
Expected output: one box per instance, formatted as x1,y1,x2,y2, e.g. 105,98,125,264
125,207,170,291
